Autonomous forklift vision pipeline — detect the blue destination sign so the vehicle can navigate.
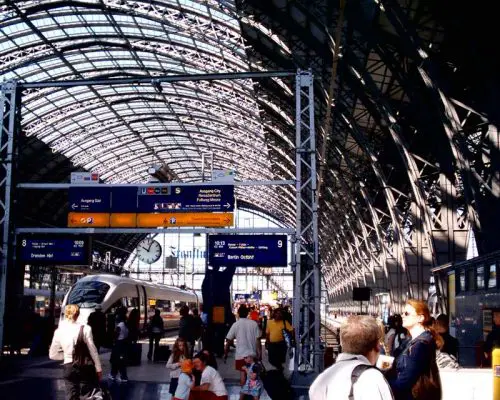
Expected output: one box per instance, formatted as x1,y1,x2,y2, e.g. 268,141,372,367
69,187,111,212
137,185,234,213
208,234,288,267
19,237,91,265
110,186,138,213
69,185,234,213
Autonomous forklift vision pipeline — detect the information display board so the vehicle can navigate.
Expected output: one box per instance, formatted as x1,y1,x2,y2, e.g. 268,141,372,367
19,236,91,265
137,185,234,213
208,234,288,267
68,185,234,213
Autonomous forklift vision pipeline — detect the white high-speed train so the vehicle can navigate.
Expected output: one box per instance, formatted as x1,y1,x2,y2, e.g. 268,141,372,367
62,274,202,330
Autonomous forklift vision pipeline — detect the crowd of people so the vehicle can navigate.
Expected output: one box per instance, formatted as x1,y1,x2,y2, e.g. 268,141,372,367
49,296,495,400
47,301,295,400
310,299,462,400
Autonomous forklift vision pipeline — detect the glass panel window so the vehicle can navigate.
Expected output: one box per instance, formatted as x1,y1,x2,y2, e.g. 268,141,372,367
67,281,110,308
459,270,466,292
477,265,485,290
468,268,475,291
489,263,497,289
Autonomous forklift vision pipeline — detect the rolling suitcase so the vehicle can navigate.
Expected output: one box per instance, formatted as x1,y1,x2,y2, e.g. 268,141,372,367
127,342,142,366
154,345,171,362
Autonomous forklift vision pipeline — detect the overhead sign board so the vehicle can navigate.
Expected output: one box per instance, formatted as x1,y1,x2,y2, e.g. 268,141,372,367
19,236,91,265
70,172,99,184
208,234,288,267
69,187,111,212
68,184,234,213
137,185,234,213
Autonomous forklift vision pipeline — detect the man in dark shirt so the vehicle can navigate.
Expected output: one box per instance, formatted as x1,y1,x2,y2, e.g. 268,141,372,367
484,311,500,366
87,305,107,352
179,305,195,356
435,314,459,358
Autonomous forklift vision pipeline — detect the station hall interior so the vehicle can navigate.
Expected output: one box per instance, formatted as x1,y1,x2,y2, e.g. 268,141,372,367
1,0,500,399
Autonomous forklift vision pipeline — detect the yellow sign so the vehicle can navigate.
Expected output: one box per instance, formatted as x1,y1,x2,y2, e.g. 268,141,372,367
212,306,225,324
68,212,110,227
110,213,136,228
69,212,234,228
136,212,233,228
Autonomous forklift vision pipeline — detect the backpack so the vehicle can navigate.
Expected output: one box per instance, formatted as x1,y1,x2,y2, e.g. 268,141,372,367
436,350,459,370
348,364,378,400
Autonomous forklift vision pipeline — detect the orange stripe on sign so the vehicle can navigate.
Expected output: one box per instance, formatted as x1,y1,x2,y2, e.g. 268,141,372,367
110,213,137,227
68,212,110,227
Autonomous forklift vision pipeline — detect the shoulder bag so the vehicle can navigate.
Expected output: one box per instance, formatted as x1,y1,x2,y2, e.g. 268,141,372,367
73,325,97,381
282,320,295,347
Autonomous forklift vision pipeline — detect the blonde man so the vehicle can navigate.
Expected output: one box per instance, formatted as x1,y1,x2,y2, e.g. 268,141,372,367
49,304,102,400
309,315,394,400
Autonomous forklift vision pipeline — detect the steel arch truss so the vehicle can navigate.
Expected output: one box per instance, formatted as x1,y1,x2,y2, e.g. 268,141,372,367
0,0,298,223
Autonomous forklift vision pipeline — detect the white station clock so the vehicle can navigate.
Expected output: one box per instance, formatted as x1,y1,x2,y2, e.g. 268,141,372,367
136,238,162,264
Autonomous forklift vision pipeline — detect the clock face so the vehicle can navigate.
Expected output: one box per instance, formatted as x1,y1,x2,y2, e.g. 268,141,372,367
137,238,162,264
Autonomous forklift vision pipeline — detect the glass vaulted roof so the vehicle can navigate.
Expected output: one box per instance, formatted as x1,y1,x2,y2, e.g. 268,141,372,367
0,0,295,225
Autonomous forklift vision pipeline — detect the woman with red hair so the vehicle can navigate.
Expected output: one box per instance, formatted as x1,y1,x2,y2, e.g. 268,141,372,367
387,299,442,400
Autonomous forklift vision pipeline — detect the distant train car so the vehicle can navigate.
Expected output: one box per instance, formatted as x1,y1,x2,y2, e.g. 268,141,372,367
61,274,202,331
431,250,500,367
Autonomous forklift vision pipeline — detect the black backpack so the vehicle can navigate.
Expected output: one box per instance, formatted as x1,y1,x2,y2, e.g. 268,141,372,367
348,364,378,400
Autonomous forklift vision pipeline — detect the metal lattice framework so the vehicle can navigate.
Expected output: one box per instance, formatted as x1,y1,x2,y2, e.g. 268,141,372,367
1,0,500,322
235,0,500,312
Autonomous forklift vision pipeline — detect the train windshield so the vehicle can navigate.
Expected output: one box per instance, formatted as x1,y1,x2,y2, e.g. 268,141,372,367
67,281,110,308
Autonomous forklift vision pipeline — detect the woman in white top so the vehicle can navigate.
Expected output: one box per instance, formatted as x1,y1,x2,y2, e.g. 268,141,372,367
49,304,102,400
166,337,189,396
191,352,228,400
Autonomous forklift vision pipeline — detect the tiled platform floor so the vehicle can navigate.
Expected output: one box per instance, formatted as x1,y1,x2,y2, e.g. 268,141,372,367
0,334,281,399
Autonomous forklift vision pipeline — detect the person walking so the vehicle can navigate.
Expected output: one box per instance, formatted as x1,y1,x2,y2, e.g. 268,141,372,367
87,305,107,352
179,305,195,356
224,305,261,385
265,308,293,371
49,304,102,400
147,309,164,361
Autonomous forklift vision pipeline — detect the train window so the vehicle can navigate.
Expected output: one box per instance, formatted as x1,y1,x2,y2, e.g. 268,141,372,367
156,299,171,311
459,270,466,292
477,265,485,290
488,263,497,289
467,268,475,291
67,281,110,308
126,297,139,309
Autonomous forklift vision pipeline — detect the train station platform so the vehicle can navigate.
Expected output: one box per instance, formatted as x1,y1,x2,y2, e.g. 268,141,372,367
0,333,278,400
0,328,494,400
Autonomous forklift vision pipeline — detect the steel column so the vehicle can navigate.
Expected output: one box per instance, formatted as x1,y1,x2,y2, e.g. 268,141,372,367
0,81,17,353
294,70,321,373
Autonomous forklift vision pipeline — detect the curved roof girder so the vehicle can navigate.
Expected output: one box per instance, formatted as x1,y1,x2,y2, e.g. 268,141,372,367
321,198,374,286
375,0,487,251
323,166,385,285
340,48,439,268
334,105,411,292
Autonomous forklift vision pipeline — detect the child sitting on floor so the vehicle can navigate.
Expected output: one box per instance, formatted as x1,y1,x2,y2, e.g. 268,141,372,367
173,359,195,400
240,359,263,400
